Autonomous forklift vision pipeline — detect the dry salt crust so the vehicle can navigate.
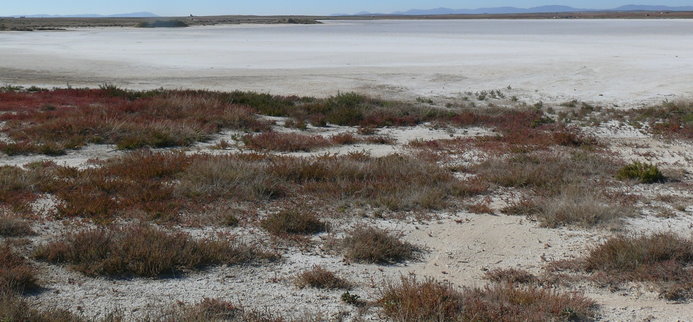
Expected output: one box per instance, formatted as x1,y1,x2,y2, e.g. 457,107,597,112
1,19,693,107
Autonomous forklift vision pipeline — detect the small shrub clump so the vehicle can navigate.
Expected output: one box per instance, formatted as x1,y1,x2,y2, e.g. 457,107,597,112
484,268,538,285
551,233,693,301
533,184,634,228
0,245,40,294
616,162,665,183
379,276,597,321
160,298,283,322
0,215,34,237
582,233,693,300
261,210,327,236
0,293,82,322
341,227,419,265
295,266,351,290
34,225,278,277
242,132,333,152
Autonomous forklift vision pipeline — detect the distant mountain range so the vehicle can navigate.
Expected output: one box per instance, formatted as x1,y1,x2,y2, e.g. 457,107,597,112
8,12,159,18
341,5,693,16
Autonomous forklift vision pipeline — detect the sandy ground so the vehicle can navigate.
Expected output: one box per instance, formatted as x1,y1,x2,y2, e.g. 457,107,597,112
2,20,693,107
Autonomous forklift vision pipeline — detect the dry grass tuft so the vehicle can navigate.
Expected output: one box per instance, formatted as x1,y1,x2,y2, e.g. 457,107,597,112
242,132,333,152
0,245,40,294
534,185,634,228
557,233,693,301
484,268,538,285
0,215,34,237
0,292,82,322
34,225,278,277
159,297,283,322
261,210,327,236
341,226,419,265
379,276,596,321
616,162,665,184
379,276,464,321
295,266,352,290
477,151,616,193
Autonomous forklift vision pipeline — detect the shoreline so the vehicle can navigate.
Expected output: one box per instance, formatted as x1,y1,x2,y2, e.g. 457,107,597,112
2,10,693,31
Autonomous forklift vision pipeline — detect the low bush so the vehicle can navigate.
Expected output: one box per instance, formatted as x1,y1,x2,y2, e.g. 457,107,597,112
34,225,278,277
484,268,538,285
158,297,284,322
329,133,360,145
0,293,82,322
10,151,476,223
0,89,270,155
0,245,40,294
295,266,351,290
534,185,633,228
261,210,327,236
0,215,34,237
477,150,618,195
616,101,693,139
0,165,45,212
379,276,464,320
565,233,693,301
379,276,596,321
178,153,472,211
341,227,418,264
242,132,333,152
616,162,665,183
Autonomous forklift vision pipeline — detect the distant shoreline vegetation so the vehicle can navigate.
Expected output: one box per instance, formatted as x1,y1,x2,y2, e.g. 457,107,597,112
135,20,189,28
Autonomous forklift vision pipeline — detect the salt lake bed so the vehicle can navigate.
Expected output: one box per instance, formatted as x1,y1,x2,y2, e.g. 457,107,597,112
1,19,693,106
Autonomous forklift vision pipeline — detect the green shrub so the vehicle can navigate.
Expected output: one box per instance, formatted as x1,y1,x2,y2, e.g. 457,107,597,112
616,162,664,183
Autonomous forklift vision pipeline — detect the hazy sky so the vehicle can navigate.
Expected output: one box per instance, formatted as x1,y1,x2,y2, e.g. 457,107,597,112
3,1,692,16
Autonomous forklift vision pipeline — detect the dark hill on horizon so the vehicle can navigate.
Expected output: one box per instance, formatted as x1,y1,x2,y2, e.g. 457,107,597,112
341,5,693,16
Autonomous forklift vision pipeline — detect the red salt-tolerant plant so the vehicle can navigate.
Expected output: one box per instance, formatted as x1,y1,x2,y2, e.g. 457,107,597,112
0,245,40,294
379,276,597,321
0,89,272,155
242,132,334,152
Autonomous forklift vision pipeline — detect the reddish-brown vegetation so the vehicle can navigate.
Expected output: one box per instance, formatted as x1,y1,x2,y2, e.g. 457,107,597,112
295,266,352,290
242,132,333,152
0,293,82,322
34,225,278,277
261,210,327,236
340,226,419,264
162,297,284,322
567,233,693,301
379,276,597,321
0,245,40,294
0,88,271,155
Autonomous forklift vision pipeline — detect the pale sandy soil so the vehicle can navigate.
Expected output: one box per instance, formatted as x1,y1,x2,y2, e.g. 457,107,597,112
2,20,693,107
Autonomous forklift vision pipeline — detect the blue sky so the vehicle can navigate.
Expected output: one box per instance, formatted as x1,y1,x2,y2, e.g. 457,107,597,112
3,1,692,16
